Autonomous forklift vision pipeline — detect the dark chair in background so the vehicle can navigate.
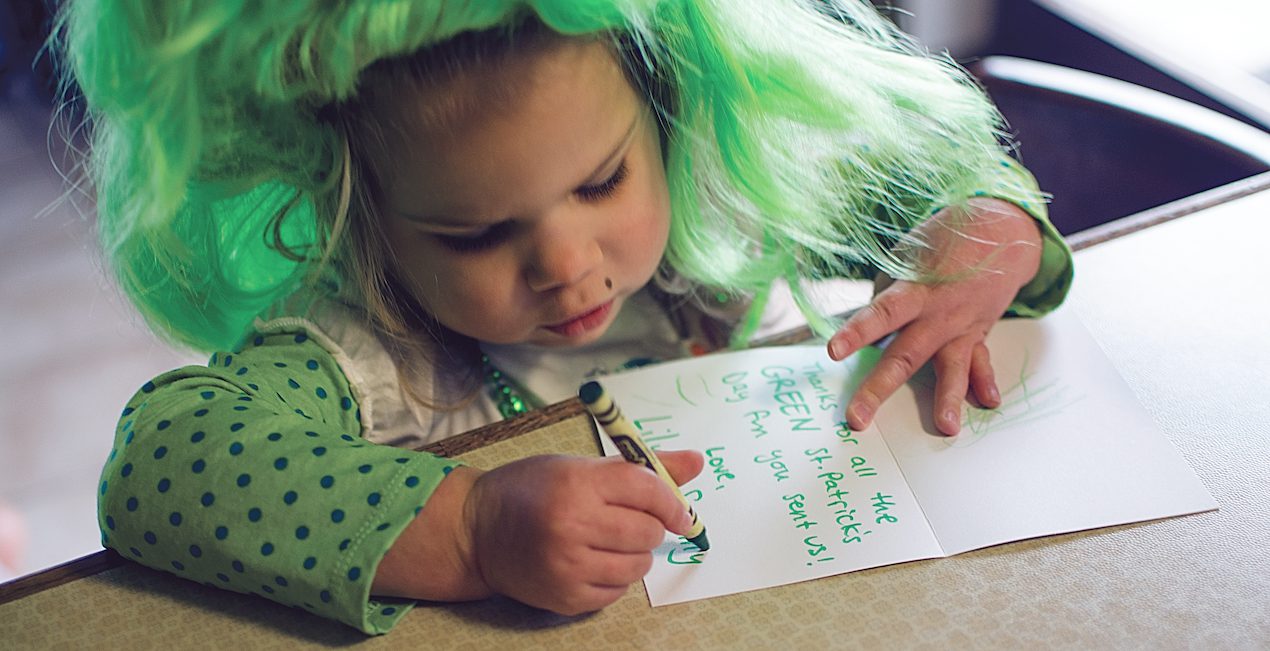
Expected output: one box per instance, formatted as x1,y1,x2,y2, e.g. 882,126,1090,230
1,0,56,98
971,56,1270,235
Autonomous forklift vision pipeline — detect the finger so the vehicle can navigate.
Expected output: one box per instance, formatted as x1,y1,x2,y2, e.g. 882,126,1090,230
596,461,693,533
969,342,1001,408
932,337,977,436
827,285,924,361
585,509,669,553
846,323,944,430
654,449,704,486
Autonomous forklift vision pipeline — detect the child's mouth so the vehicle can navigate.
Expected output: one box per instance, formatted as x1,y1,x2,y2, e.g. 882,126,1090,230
545,300,614,337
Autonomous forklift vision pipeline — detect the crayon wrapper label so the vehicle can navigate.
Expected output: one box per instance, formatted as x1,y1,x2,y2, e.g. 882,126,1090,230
612,435,657,473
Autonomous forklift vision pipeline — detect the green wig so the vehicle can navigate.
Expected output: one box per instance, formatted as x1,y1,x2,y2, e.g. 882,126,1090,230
58,0,1025,351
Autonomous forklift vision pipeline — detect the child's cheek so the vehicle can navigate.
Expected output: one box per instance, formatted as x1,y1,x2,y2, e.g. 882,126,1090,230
633,179,672,265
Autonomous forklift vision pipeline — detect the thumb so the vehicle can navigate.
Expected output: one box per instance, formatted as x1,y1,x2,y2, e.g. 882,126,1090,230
654,449,705,486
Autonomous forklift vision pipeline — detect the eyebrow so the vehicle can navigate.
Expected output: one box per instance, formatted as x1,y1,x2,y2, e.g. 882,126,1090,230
399,111,642,227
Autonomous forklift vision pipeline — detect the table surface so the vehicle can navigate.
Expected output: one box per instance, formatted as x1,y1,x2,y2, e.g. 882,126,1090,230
3,173,1269,648
1033,0,1270,128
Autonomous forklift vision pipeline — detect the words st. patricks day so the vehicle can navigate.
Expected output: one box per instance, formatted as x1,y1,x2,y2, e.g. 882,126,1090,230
607,350,916,573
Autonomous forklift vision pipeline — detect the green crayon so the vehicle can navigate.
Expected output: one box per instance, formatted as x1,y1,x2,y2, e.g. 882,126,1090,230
579,380,710,552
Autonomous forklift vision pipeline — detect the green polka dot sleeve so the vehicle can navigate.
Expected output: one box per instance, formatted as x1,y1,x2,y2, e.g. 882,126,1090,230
973,157,1074,318
97,330,461,634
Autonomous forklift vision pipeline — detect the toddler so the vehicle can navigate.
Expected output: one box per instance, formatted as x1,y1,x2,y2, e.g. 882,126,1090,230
58,0,1071,633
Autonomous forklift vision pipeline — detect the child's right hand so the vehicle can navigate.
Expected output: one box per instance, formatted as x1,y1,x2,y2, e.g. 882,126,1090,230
465,451,703,615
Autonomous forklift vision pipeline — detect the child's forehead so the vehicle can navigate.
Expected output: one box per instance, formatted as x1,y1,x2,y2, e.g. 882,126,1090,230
368,36,648,219
370,36,628,138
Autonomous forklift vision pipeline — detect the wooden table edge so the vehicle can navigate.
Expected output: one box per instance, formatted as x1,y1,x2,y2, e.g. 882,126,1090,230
6,171,1268,605
0,549,126,606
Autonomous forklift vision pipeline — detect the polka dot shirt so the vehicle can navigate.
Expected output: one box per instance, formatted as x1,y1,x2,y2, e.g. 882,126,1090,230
98,330,460,634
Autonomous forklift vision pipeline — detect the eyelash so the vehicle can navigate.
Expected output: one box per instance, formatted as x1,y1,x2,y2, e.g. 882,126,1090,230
434,221,513,253
575,161,629,202
433,161,629,253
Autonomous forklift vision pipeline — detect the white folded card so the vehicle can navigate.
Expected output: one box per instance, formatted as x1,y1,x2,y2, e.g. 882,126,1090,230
596,306,1218,606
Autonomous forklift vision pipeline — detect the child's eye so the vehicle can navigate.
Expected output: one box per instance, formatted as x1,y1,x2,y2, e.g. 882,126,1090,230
575,161,629,202
434,221,513,253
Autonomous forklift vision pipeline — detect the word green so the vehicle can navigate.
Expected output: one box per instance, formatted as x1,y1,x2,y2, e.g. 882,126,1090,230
761,365,819,432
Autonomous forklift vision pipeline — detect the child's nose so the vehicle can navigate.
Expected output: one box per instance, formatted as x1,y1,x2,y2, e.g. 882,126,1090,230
524,223,602,292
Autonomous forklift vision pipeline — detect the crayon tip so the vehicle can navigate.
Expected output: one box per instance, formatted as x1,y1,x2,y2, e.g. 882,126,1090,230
578,381,604,405
687,529,710,552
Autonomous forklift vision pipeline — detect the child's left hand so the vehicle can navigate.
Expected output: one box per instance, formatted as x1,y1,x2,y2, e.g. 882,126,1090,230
826,198,1044,436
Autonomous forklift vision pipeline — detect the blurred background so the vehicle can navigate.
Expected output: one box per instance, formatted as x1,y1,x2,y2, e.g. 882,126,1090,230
2,0,1269,583
1,0,203,582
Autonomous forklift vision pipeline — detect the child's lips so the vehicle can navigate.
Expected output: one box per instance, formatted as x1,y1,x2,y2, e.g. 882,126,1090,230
545,300,614,337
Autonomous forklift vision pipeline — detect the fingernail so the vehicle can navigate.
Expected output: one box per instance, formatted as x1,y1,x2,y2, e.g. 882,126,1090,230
942,410,959,434
828,341,844,360
988,386,1000,403
849,404,872,428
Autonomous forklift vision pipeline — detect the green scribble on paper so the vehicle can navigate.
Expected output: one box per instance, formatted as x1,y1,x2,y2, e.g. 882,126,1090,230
697,374,715,397
676,376,697,406
946,350,1083,448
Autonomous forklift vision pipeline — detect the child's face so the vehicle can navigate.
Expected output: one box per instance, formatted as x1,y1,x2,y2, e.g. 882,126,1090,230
377,39,671,348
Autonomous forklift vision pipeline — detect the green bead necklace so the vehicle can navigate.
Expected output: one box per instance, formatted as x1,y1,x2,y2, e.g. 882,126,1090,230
480,354,531,418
